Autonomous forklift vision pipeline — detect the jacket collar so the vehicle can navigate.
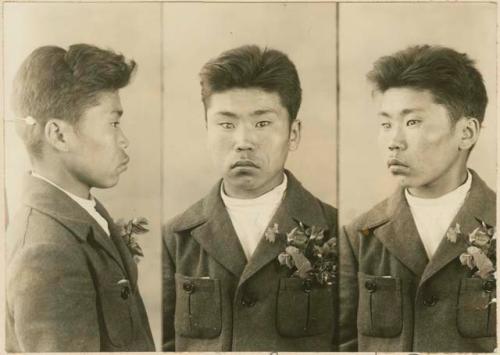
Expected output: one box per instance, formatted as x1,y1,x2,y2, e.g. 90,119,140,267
358,169,495,280
173,170,332,282
22,174,135,284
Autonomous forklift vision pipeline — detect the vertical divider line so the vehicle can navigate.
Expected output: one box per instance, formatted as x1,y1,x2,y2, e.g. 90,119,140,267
159,1,165,350
334,2,340,350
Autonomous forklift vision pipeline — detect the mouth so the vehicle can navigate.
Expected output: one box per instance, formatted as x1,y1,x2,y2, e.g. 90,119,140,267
231,160,259,169
117,155,130,172
387,158,409,173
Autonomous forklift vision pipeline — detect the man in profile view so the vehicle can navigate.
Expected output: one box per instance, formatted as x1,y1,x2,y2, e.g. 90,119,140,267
339,45,496,352
6,44,155,352
163,45,338,351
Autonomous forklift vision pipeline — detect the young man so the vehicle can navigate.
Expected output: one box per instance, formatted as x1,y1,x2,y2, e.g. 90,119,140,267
163,45,338,351
339,45,496,352
6,44,155,352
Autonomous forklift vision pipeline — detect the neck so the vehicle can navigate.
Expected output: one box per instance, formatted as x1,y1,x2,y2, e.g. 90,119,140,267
408,165,468,199
32,160,91,199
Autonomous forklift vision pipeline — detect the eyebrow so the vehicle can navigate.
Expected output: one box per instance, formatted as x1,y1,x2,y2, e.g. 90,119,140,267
378,108,424,118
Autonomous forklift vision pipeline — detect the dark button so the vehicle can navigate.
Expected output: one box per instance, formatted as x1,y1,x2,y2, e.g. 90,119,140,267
483,280,496,292
303,279,313,293
121,286,130,300
183,281,194,293
365,280,377,293
423,295,439,306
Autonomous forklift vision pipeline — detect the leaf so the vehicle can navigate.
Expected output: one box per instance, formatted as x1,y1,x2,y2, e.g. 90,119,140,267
446,223,461,243
131,217,149,234
265,223,279,243
459,252,475,269
286,246,312,279
287,227,308,249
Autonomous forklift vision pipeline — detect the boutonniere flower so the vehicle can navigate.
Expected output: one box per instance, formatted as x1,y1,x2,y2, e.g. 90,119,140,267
265,221,337,286
447,220,496,280
116,217,149,263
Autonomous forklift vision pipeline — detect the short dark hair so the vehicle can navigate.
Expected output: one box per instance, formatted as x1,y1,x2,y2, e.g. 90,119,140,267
12,44,136,158
199,45,302,121
367,45,488,124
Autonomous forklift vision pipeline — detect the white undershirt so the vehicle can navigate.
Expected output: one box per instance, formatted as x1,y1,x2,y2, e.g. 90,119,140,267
405,170,472,258
221,174,287,260
31,172,110,236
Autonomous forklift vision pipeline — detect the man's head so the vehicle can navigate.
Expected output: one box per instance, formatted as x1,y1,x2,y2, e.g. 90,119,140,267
12,44,136,194
367,45,487,197
199,45,302,198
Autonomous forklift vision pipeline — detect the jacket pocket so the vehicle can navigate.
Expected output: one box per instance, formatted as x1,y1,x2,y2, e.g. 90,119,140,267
174,273,222,339
98,283,134,348
276,278,334,337
358,272,403,337
457,278,496,338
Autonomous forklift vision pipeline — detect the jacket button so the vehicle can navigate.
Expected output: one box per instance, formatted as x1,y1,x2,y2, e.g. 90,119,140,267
365,280,377,293
483,280,496,292
303,279,313,293
423,295,439,306
121,286,130,300
183,281,194,293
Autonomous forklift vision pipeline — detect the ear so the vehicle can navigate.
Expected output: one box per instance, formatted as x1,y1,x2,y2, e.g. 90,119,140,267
44,119,74,152
288,119,301,151
457,117,480,151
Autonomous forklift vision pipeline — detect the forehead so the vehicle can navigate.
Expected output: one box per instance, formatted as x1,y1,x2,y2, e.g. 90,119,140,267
82,91,123,118
206,88,285,116
375,87,443,116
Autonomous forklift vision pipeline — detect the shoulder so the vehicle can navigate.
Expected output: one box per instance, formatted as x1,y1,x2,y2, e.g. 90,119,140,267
344,197,391,238
162,198,206,245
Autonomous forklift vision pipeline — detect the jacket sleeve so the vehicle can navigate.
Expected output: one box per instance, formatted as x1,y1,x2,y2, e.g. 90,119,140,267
8,242,100,352
162,224,176,351
339,225,359,351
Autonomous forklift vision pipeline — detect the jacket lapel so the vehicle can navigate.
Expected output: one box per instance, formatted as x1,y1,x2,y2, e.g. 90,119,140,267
22,174,127,276
190,182,247,278
419,170,496,286
95,200,139,288
365,188,429,277
238,171,331,287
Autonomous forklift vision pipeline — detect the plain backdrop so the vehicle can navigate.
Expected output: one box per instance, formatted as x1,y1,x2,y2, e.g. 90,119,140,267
162,2,338,222
339,2,497,225
3,3,162,348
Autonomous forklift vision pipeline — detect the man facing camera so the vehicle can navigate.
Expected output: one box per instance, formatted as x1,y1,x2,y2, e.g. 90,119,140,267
163,45,338,351
6,44,155,352
339,45,496,352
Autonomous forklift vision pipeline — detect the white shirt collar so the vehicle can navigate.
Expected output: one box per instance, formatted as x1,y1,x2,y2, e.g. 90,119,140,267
405,169,472,207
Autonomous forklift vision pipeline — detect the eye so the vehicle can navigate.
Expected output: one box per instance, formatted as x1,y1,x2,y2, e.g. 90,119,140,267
219,122,235,129
256,121,271,128
380,122,391,129
407,119,420,127
111,121,120,128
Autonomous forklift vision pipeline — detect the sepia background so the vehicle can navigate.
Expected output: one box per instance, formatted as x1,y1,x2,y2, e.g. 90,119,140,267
3,2,162,348
162,2,338,222
339,2,497,225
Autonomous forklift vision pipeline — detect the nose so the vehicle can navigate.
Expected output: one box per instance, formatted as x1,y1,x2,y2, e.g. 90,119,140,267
387,124,406,151
234,124,255,151
118,128,129,149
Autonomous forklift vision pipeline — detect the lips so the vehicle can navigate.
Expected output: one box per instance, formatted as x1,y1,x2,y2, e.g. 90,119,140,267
387,158,408,168
231,160,259,169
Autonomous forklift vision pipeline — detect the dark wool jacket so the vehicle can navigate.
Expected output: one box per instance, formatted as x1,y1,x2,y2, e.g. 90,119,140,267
163,171,338,351
6,175,155,352
339,170,496,352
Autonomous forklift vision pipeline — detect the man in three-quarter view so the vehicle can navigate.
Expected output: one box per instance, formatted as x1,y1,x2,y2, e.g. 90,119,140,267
6,44,155,352
339,45,496,352
163,45,338,351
